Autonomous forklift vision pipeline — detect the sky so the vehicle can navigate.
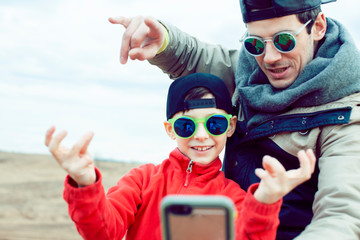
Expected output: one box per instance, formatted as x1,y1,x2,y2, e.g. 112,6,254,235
1,0,359,164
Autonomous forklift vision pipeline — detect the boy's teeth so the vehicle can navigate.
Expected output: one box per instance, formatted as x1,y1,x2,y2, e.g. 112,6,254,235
194,146,211,151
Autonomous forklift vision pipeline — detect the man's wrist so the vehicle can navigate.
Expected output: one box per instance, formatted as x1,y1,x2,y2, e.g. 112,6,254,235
156,24,169,54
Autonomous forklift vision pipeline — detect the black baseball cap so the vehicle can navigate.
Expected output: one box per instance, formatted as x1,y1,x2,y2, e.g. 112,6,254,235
240,0,336,23
166,73,233,120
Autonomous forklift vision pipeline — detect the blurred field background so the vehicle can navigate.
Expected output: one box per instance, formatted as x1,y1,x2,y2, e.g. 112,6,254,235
0,151,141,240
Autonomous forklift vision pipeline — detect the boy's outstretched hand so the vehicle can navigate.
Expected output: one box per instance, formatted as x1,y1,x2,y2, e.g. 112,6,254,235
45,126,96,187
254,149,316,204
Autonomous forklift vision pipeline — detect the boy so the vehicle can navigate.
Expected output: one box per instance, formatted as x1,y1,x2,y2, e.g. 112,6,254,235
45,73,315,240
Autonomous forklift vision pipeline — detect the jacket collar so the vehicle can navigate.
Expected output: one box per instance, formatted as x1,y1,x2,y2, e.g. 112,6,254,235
169,148,222,178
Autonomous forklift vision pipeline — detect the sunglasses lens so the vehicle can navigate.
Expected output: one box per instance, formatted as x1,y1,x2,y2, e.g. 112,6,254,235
274,33,295,52
173,117,196,138
244,37,264,55
206,115,229,136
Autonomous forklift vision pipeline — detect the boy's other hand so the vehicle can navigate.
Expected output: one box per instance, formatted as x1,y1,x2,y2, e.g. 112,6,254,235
45,126,96,187
108,16,165,64
254,149,316,204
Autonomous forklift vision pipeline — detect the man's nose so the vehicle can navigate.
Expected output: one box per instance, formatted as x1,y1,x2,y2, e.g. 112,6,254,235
263,41,282,63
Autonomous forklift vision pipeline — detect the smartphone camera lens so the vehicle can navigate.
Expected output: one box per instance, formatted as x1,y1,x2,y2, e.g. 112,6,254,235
169,205,192,215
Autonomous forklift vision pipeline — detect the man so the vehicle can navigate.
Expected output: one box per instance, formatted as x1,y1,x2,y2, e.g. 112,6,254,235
109,0,360,239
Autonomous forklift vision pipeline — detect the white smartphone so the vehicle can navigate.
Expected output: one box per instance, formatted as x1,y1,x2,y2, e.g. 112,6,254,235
161,195,235,240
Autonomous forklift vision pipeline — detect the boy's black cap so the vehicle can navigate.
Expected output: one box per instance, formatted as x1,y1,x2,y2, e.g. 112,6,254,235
166,73,233,120
240,0,336,23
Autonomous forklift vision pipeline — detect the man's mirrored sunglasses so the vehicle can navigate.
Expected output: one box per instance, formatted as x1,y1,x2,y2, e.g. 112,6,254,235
241,19,312,56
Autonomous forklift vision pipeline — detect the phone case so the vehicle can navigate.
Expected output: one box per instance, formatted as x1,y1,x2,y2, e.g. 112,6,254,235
161,195,235,240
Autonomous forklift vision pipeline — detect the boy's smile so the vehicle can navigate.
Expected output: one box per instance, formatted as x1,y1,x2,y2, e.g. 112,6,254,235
191,146,213,151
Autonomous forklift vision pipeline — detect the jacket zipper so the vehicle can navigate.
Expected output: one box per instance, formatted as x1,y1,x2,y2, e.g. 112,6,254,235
184,160,193,187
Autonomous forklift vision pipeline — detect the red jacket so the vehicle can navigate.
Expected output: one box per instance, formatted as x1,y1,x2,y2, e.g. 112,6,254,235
63,148,281,240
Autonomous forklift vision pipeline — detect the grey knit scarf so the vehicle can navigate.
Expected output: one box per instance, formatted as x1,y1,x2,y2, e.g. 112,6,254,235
235,18,360,130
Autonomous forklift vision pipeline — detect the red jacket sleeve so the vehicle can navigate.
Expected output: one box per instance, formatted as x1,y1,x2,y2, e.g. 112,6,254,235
236,183,282,240
63,167,143,240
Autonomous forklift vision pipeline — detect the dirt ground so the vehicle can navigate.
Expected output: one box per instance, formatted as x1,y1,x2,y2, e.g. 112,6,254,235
0,151,141,240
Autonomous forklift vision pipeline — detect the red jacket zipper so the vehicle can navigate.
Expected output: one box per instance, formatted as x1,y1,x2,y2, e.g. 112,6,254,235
184,159,193,187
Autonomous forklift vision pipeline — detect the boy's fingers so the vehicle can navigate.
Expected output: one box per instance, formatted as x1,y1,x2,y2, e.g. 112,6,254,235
262,155,286,176
45,126,56,146
291,149,316,182
306,149,316,173
72,155,94,172
69,131,94,156
48,130,68,156
297,150,313,177
297,150,308,169
79,131,94,155
254,168,267,179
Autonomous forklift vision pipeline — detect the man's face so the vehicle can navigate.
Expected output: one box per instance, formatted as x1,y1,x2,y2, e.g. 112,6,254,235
247,14,315,89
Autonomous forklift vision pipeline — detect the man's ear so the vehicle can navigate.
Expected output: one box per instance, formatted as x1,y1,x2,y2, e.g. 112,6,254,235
312,12,327,41
164,121,176,140
226,116,237,138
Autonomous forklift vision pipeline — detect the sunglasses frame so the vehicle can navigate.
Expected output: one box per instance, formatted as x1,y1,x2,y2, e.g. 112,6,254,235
240,19,312,56
168,114,233,139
